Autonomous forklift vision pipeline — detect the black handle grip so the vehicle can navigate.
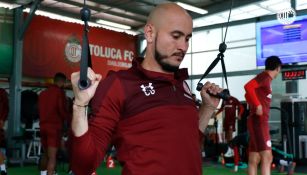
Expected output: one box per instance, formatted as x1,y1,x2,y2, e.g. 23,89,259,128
81,7,91,21
78,79,91,90
207,89,230,100
196,83,230,100
78,6,92,90
196,83,203,91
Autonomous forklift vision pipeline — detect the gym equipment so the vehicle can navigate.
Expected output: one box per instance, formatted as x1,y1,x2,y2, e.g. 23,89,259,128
78,0,92,90
281,99,307,163
196,0,234,101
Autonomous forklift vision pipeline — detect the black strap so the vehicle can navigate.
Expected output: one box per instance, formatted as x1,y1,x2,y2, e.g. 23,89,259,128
220,52,228,89
78,2,92,90
197,51,225,89
196,0,234,96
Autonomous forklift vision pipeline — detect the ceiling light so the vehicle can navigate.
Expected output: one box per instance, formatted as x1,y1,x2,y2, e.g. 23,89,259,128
176,2,208,15
23,8,138,35
24,8,83,24
0,2,21,9
96,19,131,30
238,4,260,12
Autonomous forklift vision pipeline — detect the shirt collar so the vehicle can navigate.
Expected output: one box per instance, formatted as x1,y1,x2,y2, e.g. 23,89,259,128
132,57,189,82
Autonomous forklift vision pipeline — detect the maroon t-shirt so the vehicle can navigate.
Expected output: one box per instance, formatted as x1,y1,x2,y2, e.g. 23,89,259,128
38,85,69,130
244,71,273,151
217,96,244,130
70,59,202,175
245,71,272,119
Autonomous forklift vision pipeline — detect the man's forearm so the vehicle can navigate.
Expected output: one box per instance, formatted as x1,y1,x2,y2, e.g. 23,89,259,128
72,105,89,137
199,104,216,133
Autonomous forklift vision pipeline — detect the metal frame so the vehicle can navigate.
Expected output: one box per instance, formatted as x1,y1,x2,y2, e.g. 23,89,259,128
8,0,41,150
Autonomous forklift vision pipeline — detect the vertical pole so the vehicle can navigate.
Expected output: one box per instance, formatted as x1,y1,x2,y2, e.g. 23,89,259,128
8,7,23,148
290,0,296,9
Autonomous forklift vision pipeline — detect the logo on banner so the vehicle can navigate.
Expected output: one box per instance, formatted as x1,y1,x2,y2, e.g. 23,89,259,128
277,8,296,25
65,35,81,64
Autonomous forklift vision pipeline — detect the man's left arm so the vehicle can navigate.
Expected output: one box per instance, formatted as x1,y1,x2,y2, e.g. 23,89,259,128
198,104,216,133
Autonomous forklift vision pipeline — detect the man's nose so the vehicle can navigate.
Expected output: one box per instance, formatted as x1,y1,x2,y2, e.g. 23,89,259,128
177,39,189,52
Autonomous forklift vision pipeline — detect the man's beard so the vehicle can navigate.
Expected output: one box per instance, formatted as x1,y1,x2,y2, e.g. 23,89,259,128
154,50,179,73
154,39,180,73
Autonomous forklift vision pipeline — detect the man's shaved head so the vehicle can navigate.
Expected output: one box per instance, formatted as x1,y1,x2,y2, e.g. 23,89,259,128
147,3,192,30
143,2,193,74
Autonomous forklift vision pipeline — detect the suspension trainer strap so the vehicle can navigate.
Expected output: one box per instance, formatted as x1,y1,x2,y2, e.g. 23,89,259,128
220,53,228,89
196,0,234,95
197,54,221,84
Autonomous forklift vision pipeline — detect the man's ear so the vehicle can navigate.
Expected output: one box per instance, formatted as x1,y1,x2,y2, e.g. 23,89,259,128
276,66,281,73
144,24,154,43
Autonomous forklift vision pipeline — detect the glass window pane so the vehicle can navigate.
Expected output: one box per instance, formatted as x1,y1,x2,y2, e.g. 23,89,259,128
181,54,192,75
223,75,255,101
191,51,222,75
192,29,222,52
226,23,256,42
187,38,192,53
224,46,257,72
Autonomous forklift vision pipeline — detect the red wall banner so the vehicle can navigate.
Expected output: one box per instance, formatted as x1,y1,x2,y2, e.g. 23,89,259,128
23,15,137,79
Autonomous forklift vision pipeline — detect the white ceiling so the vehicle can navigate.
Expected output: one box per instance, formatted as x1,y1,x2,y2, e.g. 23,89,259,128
0,0,306,34
193,0,305,28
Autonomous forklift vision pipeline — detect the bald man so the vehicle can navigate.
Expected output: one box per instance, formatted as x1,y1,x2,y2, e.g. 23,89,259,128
70,3,223,175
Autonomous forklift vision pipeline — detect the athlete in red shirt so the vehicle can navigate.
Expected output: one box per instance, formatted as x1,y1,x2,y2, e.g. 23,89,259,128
0,88,8,175
38,73,69,175
244,56,282,175
216,95,244,142
70,3,223,175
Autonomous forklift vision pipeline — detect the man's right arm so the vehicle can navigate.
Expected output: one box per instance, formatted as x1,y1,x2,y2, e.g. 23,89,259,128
71,68,102,137
244,79,263,115
244,79,260,107
70,69,124,175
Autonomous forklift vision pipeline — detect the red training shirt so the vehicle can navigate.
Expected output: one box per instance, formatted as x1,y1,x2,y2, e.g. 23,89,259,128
38,85,69,130
71,58,202,175
244,71,272,119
